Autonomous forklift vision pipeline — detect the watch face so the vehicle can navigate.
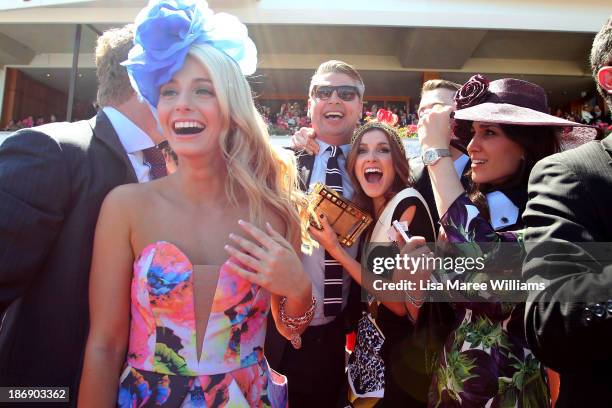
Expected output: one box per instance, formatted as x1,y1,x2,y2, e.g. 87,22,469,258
423,150,437,164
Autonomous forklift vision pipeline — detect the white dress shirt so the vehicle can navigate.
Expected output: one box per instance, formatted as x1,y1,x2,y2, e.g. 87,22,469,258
486,191,519,230
103,107,156,183
453,153,470,177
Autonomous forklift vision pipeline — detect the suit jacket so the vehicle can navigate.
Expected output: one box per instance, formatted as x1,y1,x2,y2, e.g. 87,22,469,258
523,136,612,407
0,111,137,407
265,149,361,370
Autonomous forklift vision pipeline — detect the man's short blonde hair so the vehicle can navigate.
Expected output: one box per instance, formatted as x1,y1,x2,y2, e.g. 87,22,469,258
309,60,365,97
420,79,460,97
95,25,135,107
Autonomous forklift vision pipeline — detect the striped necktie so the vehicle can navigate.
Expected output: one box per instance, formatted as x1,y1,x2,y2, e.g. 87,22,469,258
324,145,344,316
142,146,168,180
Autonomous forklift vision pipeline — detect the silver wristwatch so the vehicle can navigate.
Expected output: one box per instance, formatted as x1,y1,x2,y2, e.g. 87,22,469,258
422,148,451,166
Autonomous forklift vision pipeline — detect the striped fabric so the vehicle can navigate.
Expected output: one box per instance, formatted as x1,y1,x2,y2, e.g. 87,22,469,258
142,146,168,179
323,145,344,316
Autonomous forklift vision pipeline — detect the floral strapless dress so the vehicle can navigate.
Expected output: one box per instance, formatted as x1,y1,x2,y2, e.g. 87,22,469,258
117,241,287,408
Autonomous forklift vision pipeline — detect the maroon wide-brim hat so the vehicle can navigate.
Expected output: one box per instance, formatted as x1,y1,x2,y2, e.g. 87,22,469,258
452,75,600,150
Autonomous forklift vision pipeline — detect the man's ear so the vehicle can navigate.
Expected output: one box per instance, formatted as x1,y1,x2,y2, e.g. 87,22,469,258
597,66,612,93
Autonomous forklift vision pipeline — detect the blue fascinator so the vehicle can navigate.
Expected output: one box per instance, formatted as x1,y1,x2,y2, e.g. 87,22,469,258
122,0,257,108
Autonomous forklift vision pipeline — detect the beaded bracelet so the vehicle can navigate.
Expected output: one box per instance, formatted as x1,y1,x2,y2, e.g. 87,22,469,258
279,296,316,349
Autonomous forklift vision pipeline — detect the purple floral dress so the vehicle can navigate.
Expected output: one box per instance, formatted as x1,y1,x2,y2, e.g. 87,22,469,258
428,194,549,408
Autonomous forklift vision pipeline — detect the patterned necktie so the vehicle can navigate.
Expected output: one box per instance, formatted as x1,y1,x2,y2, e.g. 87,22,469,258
324,145,344,317
142,146,168,180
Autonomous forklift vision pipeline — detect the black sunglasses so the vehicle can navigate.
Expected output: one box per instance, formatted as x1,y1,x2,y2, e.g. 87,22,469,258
311,85,361,102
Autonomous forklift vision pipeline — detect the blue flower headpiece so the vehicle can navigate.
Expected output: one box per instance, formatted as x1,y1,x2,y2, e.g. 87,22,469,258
122,0,257,108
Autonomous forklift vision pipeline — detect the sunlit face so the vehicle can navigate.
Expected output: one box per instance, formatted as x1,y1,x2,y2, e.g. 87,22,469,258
308,72,363,144
355,129,396,199
468,122,525,185
157,56,223,159
418,88,456,119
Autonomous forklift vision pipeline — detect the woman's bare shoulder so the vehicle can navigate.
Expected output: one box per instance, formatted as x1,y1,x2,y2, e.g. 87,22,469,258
100,182,160,219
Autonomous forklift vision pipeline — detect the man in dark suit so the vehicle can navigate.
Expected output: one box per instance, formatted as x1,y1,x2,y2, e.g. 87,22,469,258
265,60,364,408
0,25,165,406
522,16,612,407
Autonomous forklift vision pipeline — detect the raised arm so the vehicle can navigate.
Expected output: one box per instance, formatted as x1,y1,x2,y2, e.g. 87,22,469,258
417,106,464,217
78,187,135,407
0,131,71,314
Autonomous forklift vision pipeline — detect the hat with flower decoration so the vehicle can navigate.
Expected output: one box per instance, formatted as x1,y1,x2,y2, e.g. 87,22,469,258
122,0,257,111
452,74,599,150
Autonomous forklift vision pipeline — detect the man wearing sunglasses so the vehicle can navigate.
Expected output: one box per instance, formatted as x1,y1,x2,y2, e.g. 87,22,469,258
266,60,364,408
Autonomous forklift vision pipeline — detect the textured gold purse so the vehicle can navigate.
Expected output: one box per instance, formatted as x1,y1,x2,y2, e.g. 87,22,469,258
308,183,372,247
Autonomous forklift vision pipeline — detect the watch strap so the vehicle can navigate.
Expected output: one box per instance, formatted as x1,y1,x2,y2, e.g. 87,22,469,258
422,148,451,166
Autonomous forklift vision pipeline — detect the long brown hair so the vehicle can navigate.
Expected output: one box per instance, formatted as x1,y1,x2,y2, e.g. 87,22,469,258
346,125,413,219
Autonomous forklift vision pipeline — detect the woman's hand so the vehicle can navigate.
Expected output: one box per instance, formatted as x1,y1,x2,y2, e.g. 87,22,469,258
224,220,311,299
418,105,453,150
308,214,341,256
395,236,435,321
397,236,435,280
417,105,464,216
290,127,319,155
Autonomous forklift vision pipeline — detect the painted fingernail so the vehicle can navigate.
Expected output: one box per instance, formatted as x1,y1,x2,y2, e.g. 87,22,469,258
229,233,235,240
238,219,245,225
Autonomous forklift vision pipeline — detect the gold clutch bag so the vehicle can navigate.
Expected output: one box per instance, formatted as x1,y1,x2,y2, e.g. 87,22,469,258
308,183,372,247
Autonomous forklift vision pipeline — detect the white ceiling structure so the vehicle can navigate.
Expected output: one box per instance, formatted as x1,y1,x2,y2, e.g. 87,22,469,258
0,0,610,110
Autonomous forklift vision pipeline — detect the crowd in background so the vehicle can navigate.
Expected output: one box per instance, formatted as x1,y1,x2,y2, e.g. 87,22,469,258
260,101,310,135
253,98,612,138
558,101,612,127
5,96,611,137
2,114,57,131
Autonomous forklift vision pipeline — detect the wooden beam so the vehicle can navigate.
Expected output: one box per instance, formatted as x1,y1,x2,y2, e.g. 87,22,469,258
1,68,19,129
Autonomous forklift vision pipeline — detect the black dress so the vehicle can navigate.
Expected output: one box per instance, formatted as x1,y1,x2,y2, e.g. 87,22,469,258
348,188,453,407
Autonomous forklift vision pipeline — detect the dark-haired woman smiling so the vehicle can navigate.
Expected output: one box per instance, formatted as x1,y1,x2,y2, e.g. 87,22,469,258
312,111,439,406
418,75,596,407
